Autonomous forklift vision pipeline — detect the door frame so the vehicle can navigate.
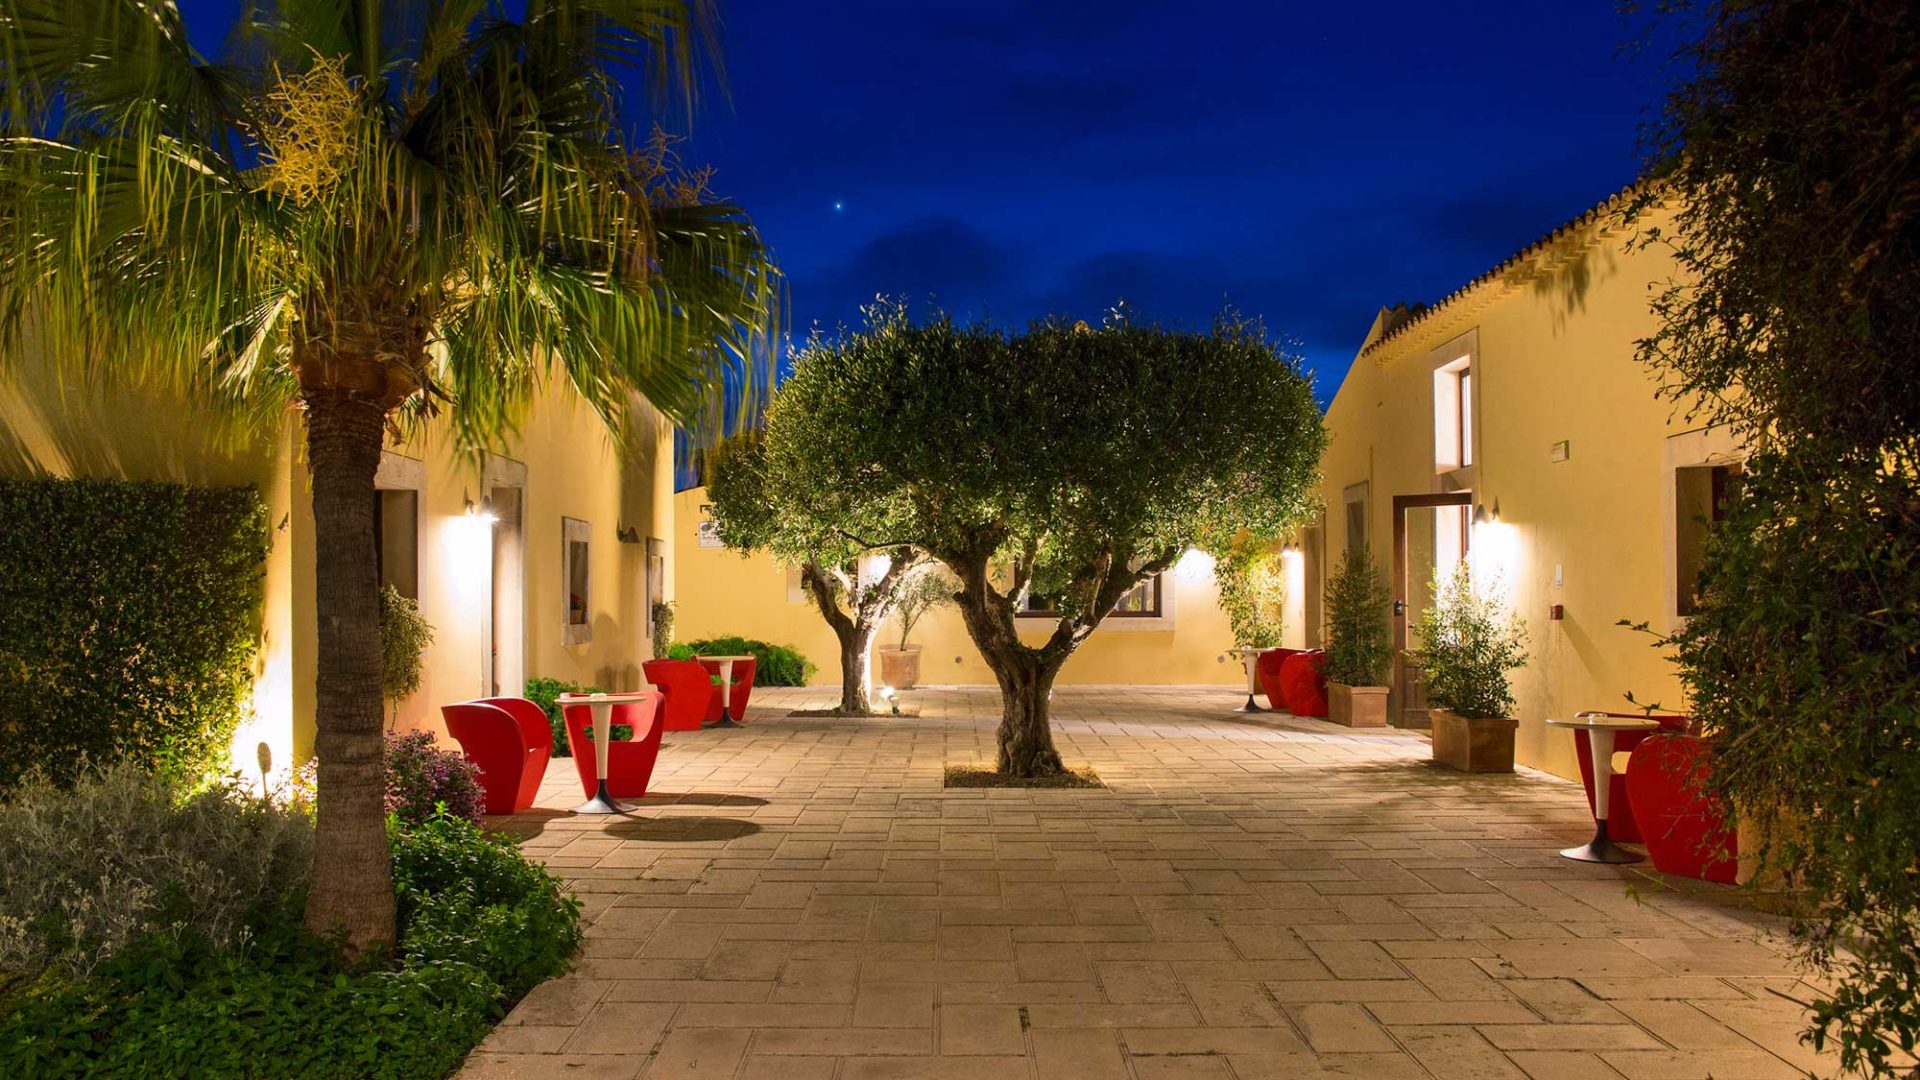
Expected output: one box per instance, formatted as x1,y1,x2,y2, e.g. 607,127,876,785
1391,491,1473,729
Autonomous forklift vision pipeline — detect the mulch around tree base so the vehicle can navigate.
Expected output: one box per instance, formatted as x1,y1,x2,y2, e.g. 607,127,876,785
943,765,1104,789
787,707,922,718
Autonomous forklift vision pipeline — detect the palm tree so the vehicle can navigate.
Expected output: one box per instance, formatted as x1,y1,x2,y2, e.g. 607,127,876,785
0,0,777,955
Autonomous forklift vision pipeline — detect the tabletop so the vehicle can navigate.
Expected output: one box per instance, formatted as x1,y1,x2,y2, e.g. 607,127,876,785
697,655,755,663
556,691,657,704
1545,712,1661,731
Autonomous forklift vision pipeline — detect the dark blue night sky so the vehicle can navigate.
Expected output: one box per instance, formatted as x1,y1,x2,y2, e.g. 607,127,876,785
174,1,1683,402
682,2,1683,399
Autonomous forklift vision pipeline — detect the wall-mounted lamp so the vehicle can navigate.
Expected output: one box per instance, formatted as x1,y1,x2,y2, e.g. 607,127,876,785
1473,499,1502,526
463,490,499,525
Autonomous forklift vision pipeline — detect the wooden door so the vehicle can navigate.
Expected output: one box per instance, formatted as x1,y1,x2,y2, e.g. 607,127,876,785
1391,492,1472,729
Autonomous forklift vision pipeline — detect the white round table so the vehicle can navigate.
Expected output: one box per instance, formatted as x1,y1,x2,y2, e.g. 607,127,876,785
699,655,754,728
1234,646,1268,713
1545,711,1660,863
557,691,655,814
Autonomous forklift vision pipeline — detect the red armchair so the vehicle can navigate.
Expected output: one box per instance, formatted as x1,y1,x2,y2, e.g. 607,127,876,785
697,656,757,724
561,694,666,799
1625,732,1738,883
1278,650,1329,718
644,659,713,732
441,698,552,814
1573,712,1688,843
1255,648,1300,709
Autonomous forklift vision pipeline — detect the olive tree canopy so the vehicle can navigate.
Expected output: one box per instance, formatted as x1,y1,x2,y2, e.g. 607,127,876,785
706,432,924,715
773,303,1325,775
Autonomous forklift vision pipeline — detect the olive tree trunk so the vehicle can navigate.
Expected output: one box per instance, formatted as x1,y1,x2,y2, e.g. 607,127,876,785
948,560,1068,777
301,389,397,956
836,621,878,714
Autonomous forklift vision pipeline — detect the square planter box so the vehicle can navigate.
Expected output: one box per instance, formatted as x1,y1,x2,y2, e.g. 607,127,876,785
1430,707,1518,773
1328,683,1388,728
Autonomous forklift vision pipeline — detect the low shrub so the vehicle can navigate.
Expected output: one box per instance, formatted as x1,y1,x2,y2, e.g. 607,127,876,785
383,730,485,825
392,810,582,999
523,676,606,757
0,783,582,1079
0,478,267,789
0,760,311,980
681,635,815,686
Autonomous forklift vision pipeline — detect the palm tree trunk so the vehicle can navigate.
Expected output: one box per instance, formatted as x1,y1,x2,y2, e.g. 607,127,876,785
301,389,396,956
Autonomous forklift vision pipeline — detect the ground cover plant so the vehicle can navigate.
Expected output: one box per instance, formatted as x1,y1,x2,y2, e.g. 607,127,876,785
0,0,776,955
0,762,579,1079
1635,0,1920,1070
765,303,1324,776
707,435,925,714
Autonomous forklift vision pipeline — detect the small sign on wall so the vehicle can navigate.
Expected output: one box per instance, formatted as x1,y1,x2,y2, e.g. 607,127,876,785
696,518,724,549
1549,440,1571,462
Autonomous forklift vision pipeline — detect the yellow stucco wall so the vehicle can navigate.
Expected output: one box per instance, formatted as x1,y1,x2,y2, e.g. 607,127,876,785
2,340,668,775
672,487,1268,687
1316,202,1713,781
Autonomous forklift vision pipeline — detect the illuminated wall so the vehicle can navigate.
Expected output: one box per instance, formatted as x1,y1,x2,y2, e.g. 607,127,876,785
2,335,669,776
672,487,1266,688
1315,198,1716,780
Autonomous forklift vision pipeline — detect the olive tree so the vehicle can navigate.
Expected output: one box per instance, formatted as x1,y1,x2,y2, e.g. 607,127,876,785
774,305,1324,776
706,434,926,715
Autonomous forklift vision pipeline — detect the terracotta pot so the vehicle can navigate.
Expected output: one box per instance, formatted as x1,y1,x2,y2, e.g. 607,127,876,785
1328,683,1388,728
878,645,922,691
1429,707,1518,773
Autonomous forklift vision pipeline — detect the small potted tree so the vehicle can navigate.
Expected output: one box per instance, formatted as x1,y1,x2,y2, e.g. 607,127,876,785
880,569,956,691
1323,546,1392,727
1418,563,1528,772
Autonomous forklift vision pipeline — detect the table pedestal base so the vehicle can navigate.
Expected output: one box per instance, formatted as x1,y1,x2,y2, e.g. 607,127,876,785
1234,694,1266,714
1560,821,1642,864
572,779,629,815
706,708,742,729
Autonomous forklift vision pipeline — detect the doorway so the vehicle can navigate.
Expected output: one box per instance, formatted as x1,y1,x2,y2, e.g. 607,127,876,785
1391,491,1472,729
485,456,528,698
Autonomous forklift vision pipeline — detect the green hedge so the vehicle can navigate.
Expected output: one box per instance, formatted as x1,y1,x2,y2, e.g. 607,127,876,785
0,478,266,788
680,636,814,686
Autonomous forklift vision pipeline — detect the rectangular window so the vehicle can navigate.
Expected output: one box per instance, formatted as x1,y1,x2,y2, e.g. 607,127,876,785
1342,482,1369,558
1674,463,1741,617
1020,574,1163,619
1432,358,1472,473
562,517,592,644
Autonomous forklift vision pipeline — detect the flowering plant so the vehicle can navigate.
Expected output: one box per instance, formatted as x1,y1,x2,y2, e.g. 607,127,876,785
383,730,485,825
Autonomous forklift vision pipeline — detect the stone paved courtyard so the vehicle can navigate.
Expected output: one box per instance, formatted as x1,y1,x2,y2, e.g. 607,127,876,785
465,685,1833,1080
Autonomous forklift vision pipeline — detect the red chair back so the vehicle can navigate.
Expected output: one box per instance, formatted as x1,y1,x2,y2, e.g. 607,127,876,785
644,659,713,732
1624,733,1736,883
696,656,757,721
441,698,551,814
1255,648,1299,707
1278,650,1329,718
561,694,666,799
1573,712,1688,843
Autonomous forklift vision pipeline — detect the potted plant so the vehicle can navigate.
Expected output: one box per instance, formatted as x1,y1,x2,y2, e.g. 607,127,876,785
380,585,434,731
880,570,955,691
1323,546,1392,727
1417,563,1528,772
